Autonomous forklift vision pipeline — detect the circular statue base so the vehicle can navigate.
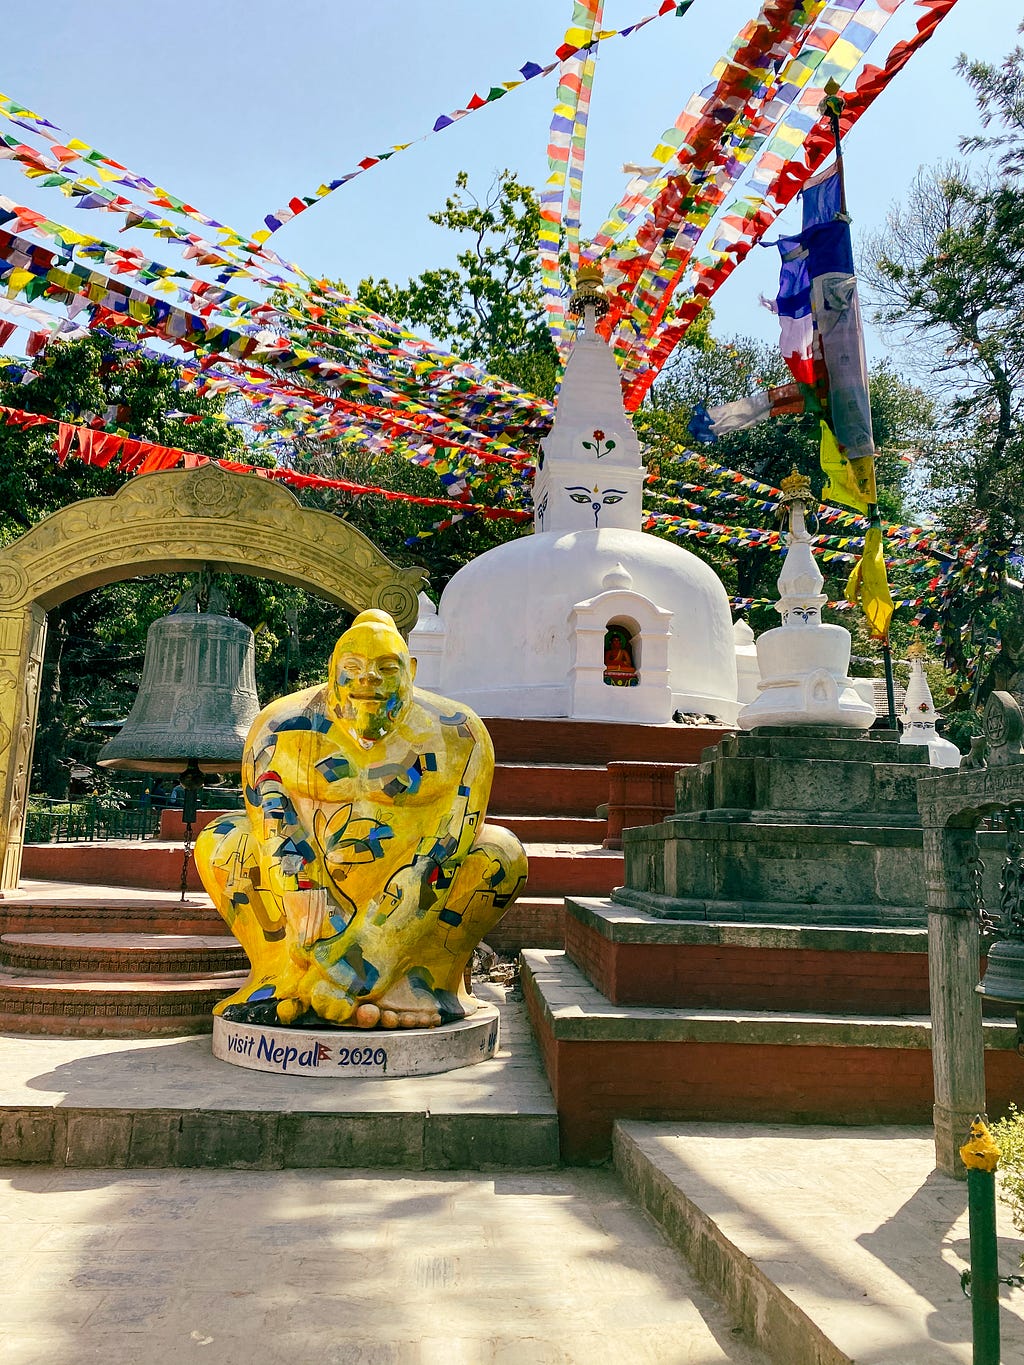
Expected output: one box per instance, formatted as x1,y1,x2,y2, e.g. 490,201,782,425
212,1003,499,1078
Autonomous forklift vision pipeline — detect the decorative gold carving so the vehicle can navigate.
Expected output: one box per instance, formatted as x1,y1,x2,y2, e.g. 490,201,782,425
173,465,246,519
779,468,813,504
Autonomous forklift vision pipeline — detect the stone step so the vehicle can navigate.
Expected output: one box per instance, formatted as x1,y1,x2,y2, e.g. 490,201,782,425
21,837,625,900
491,814,605,843
0,985,561,1169
611,885,931,927
561,897,1011,1019
491,763,609,817
0,894,222,936
520,948,1021,1163
519,845,624,898
0,970,245,1037
486,896,567,953
0,932,246,977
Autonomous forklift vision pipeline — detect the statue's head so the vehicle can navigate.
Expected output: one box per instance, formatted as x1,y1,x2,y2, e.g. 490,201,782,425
327,610,417,743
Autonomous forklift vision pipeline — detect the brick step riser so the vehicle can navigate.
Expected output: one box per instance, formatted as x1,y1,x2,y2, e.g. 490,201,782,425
563,934,1016,1017
0,908,224,935
0,1007,220,1038
521,855,623,898
21,845,205,893
487,900,566,953
486,719,727,766
520,953,1021,1164
491,816,605,843
0,944,246,975
491,766,608,818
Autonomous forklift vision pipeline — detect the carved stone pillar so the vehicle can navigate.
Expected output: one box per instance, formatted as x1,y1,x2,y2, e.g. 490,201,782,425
0,604,47,892
923,821,987,1177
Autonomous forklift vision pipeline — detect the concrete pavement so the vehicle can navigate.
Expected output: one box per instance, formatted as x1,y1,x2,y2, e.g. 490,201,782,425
615,1121,1024,1364
0,1165,771,1365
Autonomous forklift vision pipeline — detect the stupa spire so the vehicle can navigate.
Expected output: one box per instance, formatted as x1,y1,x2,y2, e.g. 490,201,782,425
532,262,645,536
899,643,960,767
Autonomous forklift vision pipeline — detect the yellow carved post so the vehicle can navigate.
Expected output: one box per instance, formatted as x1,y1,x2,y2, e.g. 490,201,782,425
960,1116,1002,1364
0,604,47,892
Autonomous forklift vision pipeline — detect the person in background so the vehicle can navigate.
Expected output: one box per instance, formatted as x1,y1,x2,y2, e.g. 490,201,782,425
142,778,169,809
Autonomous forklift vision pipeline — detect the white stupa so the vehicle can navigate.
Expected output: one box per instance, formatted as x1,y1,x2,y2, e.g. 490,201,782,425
738,470,874,730
409,264,739,725
899,644,960,767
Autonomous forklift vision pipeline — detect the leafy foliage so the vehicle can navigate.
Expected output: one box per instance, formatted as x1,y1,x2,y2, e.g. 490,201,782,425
356,170,560,399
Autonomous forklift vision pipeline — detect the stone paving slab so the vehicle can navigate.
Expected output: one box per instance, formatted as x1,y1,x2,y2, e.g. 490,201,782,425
0,984,559,1170
0,1165,771,1365
615,1120,1024,1365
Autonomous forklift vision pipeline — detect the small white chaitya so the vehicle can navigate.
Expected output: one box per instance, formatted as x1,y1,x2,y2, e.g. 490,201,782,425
738,470,874,730
899,642,961,767
733,617,761,707
410,265,739,724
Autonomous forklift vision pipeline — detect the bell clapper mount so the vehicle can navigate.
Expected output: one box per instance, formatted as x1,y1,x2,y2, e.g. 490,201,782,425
178,758,205,903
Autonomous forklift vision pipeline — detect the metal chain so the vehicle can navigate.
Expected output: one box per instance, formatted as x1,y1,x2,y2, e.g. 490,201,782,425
962,1269,1024,1297
964,842,996,935
179,818,194,903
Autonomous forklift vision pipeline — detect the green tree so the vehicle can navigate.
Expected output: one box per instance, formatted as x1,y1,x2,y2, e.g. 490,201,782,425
864,43,1024,698
356,170,560,399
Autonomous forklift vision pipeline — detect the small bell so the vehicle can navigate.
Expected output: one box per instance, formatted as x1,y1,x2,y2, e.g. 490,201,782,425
98,603,260,775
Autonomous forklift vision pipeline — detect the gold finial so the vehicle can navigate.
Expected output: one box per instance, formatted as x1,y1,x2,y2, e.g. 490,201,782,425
569,260,609,319
779,468,812,504
907,641,927,661
960,1116,1001,1173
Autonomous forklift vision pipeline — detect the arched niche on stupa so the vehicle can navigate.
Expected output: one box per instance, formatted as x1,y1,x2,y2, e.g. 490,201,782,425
0,464,425,890
568,587,672,725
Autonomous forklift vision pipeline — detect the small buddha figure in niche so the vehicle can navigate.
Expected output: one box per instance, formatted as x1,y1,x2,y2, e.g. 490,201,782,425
603,625,638,687
195,610,527,1030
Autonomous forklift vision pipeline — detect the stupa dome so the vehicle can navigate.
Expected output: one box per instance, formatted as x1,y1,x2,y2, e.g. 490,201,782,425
425,525,738,722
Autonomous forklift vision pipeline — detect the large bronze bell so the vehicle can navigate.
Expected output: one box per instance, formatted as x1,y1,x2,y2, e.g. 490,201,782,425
98,608,260,775
977,936,1024,1053
977,937,1024,1006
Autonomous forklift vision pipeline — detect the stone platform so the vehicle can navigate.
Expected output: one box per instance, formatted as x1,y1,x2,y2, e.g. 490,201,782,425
0,981,559,1170
621,727,1005,924
522,948,1021,1163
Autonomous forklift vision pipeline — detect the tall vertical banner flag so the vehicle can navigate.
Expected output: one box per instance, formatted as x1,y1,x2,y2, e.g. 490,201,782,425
801,167,876,471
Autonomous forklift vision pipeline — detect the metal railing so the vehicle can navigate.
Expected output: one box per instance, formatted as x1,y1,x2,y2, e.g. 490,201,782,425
25,799,162,843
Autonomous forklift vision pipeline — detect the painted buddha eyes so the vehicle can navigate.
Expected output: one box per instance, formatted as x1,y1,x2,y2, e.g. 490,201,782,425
564,487,628,527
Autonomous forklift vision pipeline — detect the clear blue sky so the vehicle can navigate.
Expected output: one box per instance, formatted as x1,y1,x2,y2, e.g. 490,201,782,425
4,1,1021,363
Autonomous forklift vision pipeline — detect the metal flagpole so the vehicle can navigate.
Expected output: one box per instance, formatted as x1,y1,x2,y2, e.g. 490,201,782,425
820,81,896,726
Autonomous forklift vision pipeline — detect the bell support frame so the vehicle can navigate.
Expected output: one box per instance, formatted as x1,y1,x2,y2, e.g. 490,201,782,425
0,465,424,891
918,691,1024,1176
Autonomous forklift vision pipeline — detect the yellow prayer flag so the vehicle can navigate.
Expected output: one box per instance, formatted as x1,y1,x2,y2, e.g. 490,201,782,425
848,454,878,506
846,523,893,642
820,420,869,516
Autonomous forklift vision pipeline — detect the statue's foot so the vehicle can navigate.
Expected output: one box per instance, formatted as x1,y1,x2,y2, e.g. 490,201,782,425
374,974,445,1030
220,997,311,1027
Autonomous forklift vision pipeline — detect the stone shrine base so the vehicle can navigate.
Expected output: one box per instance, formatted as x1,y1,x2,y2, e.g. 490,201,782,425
212,1005,500,1078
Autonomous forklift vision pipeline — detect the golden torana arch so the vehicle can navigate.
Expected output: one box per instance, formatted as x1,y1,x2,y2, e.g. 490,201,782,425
0,464,425,890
